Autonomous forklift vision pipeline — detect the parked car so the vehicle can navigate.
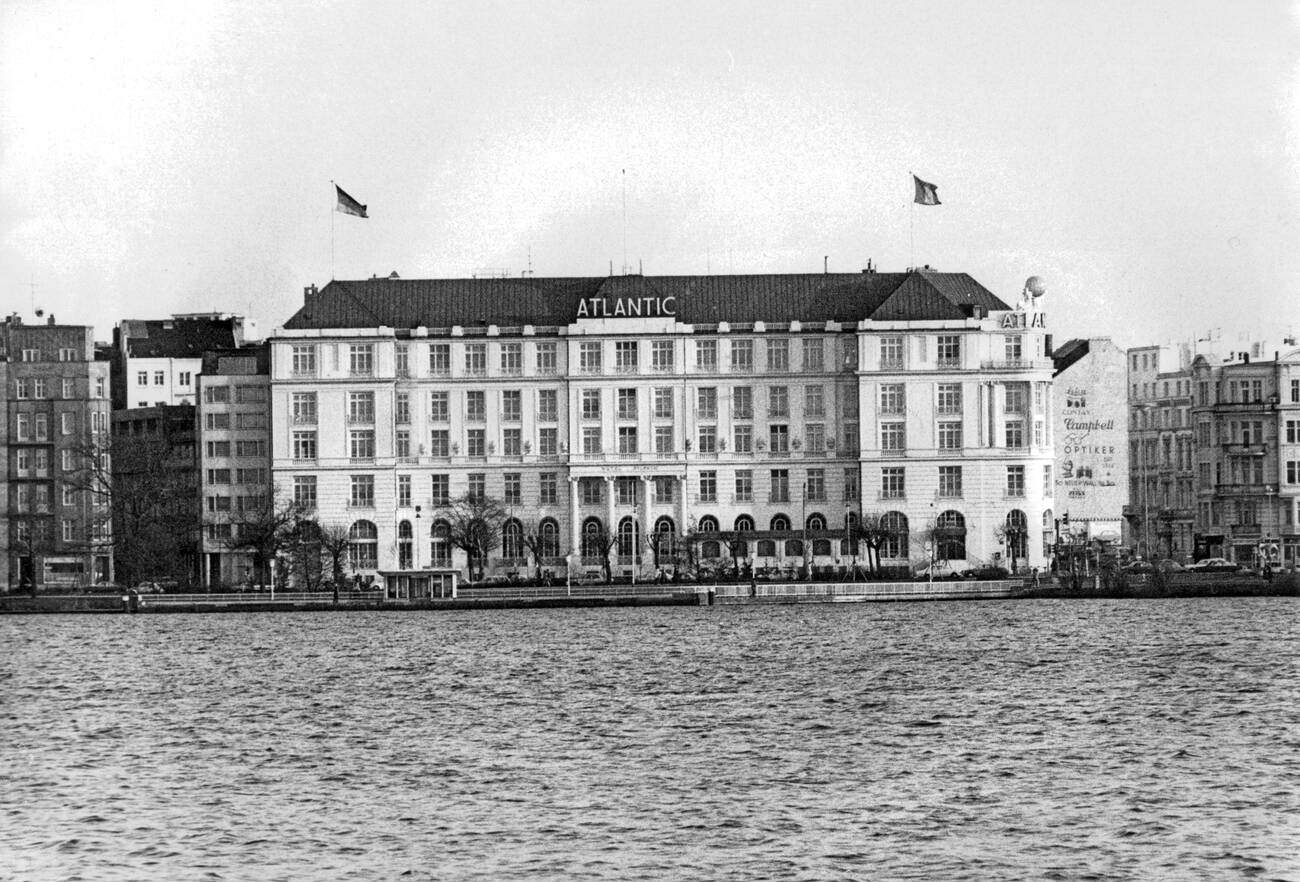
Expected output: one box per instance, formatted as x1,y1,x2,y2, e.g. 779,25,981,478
1186,557,1240,573
964,565,1011,580
1123,560,1155,574
134,581,165,594
913,561,965,580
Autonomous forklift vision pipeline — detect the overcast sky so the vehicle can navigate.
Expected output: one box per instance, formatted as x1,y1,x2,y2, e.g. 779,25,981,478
3,0,1298,349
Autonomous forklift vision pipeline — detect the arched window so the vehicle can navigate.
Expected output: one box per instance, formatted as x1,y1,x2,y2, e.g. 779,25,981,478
757,539,777,557
701,540,722,559
618,516,640,559
881,511,909,559
398,520,413,570
697,515,719,532
1005,509,1028,560
349,520,378,570
935,510,967,561
654,516,676,559
786,538,804,556
770,514,791,531
734,515,755,532
430,519,451,566
539,518,560,559
582,517,605,558
502,518,524,561
806,513,826,530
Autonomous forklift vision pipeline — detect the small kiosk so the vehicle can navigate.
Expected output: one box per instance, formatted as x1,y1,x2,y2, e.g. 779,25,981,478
379,569,459,601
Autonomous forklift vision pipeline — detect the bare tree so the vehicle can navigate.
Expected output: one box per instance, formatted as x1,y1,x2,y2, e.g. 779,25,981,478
287,518,326,592
317,522,353,591
439,493,507,581
519,520,553,581
857,512,893,576
224,491,305,588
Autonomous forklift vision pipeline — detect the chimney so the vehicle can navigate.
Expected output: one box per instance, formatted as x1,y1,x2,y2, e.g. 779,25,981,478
303,284,318,305
47,314,55,325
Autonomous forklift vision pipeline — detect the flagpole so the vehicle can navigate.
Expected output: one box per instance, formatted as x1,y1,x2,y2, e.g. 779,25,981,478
330,180,336,280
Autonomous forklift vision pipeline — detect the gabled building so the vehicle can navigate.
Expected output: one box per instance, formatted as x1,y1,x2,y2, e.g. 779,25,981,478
112,314,249,410
268,268,1055,592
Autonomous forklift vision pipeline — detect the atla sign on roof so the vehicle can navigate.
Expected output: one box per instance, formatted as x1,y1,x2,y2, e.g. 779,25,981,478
576,295,677,319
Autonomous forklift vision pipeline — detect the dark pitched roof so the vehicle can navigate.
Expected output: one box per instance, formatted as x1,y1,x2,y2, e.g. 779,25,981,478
1052,338,1091,377
283,270,1008,330
120,317,242,358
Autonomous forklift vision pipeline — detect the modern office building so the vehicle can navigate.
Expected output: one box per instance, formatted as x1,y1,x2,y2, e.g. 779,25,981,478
2,314,113,590
196,345,271,588
269,269,1056,589
1051,338,1128,549
112,314,250,409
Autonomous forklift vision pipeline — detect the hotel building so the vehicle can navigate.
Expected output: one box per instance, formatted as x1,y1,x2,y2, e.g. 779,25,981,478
269,269,1055,588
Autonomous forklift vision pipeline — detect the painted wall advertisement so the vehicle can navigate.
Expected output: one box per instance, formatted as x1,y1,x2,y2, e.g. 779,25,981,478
1055,376,1128,533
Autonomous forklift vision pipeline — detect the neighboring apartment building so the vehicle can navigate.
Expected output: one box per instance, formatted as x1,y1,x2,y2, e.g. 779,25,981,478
1051,338,1128,550
112,314,249,409
1191,348,1300,568
1126,344,1196,560
269,269,1055,590
196,345,271,588
2,314,113,590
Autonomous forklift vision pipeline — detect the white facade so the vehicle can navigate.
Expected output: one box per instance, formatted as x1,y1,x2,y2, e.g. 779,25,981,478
269,293,1055,582
124,356,201,408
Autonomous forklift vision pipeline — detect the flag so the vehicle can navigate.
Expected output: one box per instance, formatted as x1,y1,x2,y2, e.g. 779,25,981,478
912,174,941,206
335,184,368,218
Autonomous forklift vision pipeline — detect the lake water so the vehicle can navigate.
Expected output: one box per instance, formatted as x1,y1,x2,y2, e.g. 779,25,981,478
2,599,1297,881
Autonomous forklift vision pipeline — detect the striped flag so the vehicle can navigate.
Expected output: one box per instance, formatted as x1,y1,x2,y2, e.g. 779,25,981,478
335,184,368,218
912,174,941,206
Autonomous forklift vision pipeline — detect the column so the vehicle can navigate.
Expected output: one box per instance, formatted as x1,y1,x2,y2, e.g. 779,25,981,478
641,475,653,572
569,477,580,557
605,476,616,572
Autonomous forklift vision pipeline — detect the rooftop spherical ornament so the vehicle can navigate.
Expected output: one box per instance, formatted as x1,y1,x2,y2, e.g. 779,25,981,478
1025,276,1047,297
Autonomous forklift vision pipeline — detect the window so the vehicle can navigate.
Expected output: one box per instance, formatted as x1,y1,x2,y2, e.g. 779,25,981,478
17,413,29,440
204,385,230,404
538,389,558,422
1005,384,1027,414
396,429,410,459
767,339,789,372
733,424,753,453
652,340,674,372
151,371,163,385
207,468,232,484
881,467,905,499
62,484,79,507
540,472,558,505
536,342,557,375
581,479,603,505
804,385,825,419
770,469,790,503
768,386,788,418
1006,466,1025,498
581,390,601,420
34,414,47,441
616,477,639,506
503,428,522,456
539,428,559,456
349,430,375,461
500,343,522,375
733,386,753,419
731,340,753,372
769,424,790,453
938,421,963,450
619,426,638,454
1004,335,1023,362
881,422,906,451
615,340,638,373
465,391,486,422
235,412,267,430
291,345,317,376
502,390,522,422
880,336,904,369
1005,421,1025,448
1043,464,1053,496
735,471,753,502
95,377,105,398
696,340,717,370
697,425,716,453
1287,420,1299,444
579,342,602,374
802,338,823,372
653,388,674,419
31,378,46,398
504,473,522,504
805,424,825,453
429,429,450,458
654,477,675,504
348,521,378,569
617,388,638,420
394,345,409,378
61,412,74,435
348,391,375,423
879,384,905,415
463,343,487,376
654,425,674,454
428,343,450,376
699,471,717,503
349,345,374,376
61,449,73,471
844,467,859,500
1292,379,1299,403
1287,461,1299,484
806,469,825,501
939,465,963,498
466,428,486,457
937,383,962,414
937,335,961,367
431,474,450,505
291,392,317,424
698,387,718,419
467,473,486,500
59,348,77,362
582,426,602,455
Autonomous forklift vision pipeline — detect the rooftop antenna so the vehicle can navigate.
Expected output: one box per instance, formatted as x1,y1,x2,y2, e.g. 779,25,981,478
621,168,629,275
